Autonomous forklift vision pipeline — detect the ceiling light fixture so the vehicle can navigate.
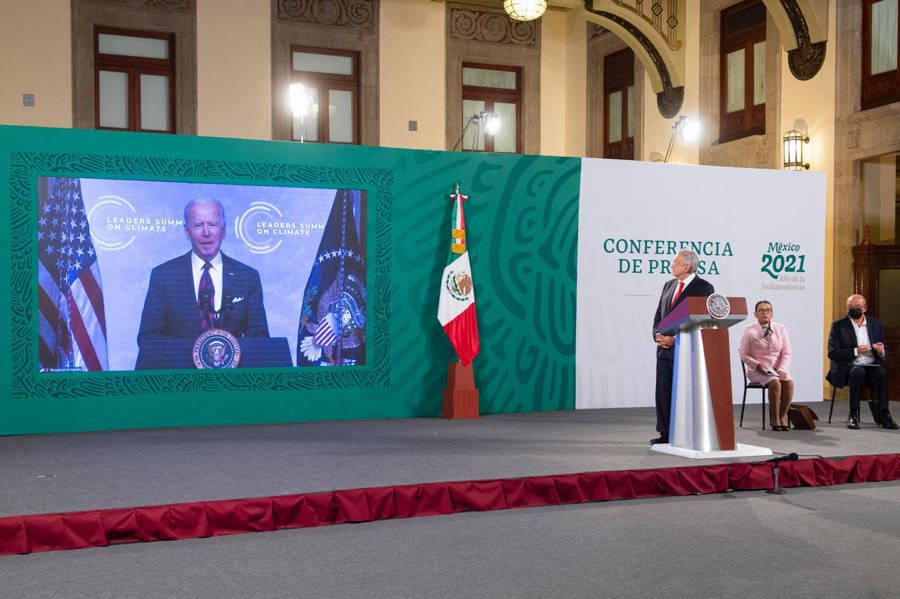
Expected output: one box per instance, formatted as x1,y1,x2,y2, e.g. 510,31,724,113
503,0,547,22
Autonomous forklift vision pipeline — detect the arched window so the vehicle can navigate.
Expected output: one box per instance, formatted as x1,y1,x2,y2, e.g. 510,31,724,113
290,47,360,144
460,63,521,153
862,0,899,110
72,0,196,134
94,27,175,133
604,48,634,160
719,0,766,142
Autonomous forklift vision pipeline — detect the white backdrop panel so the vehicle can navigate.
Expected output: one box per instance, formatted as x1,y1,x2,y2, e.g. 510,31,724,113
576,159,826,409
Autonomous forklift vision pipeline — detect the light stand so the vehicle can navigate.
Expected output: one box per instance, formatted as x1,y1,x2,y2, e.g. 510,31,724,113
663,115,700,163
452,111,499,152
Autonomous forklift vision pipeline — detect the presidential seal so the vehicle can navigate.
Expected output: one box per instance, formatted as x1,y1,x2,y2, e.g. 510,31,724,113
706,293,731,320
193,329,241,369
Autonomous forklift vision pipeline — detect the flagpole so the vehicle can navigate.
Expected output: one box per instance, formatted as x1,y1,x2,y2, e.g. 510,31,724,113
438,182,480,418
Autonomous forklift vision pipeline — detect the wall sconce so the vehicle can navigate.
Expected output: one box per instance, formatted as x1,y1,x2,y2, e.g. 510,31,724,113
452,111,501,152
663,116,700,163
503,0,547,22
783,130,809,170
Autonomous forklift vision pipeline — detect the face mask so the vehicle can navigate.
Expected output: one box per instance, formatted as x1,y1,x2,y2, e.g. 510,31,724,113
848,307,863,319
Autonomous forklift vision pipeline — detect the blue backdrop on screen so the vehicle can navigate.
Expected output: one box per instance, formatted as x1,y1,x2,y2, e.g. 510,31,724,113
37,177,367,371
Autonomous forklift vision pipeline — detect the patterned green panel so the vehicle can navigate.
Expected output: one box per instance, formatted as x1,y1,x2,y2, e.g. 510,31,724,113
0,126,579,434
389,150,581,416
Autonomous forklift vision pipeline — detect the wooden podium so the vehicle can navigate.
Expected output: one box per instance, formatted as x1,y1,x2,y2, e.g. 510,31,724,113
442,362,479,419
653,295,771,458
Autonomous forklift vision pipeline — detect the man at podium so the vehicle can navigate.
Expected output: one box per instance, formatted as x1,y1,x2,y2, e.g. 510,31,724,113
651,249,714,445
137,198,269,347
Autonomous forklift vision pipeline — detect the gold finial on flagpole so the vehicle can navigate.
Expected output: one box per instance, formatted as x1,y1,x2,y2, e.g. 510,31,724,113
454,181,460,196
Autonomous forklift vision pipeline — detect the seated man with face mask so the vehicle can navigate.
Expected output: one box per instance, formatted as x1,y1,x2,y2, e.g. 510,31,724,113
826,294,898,430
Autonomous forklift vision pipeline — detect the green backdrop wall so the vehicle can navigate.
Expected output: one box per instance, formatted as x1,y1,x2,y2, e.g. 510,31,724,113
0,126,580,435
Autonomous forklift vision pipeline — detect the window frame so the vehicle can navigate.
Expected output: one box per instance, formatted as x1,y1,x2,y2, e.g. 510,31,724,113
862,0,900,110
93,26,176,134
290,45,361,145
603,48,635,160
461,62,522,154
718,0,766,143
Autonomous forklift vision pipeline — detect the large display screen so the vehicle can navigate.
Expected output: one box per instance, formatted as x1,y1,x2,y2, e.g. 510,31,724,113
37,177,366,371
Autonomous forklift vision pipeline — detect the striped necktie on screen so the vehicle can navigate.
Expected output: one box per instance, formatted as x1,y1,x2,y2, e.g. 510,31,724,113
198,262,215,331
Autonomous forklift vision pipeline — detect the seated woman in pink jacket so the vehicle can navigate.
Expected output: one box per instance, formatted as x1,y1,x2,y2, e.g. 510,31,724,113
739,300,794,430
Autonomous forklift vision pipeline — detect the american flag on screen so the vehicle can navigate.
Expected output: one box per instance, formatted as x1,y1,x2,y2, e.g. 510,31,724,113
38,177,108,371
296,189,366,366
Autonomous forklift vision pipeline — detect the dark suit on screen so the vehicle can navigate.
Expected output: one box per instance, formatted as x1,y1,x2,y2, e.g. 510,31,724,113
137,251,269,347
652,276,715,439
826,315,889,415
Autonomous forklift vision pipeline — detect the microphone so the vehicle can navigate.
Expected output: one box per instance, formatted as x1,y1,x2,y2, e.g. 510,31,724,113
766,452,798,464
198,287,215,328
766,452,797,495
198,287,213,313
215,295,234,326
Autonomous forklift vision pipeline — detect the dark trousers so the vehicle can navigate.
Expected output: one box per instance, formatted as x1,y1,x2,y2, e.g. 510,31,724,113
848,364,889,416
655,353,674,437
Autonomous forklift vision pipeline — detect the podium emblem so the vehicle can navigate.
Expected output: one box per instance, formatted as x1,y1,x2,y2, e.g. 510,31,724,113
193,329,242,369
706,294,731,320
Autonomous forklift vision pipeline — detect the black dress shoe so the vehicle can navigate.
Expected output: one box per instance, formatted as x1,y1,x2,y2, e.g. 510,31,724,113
881,413,899,430
650,436,668,445
847,415,860,430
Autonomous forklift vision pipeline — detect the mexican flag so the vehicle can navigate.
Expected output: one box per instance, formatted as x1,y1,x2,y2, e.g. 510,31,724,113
437,190,480,366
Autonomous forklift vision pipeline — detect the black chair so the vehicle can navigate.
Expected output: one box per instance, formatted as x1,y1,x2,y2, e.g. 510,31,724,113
827,382,873,424
827,382,840,424
739,357,767,430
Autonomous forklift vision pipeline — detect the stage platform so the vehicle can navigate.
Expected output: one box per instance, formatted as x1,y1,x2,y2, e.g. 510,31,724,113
1,401,898,555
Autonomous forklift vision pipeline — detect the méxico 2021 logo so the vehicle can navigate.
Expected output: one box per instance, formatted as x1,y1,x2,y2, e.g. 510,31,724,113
760,242,806,280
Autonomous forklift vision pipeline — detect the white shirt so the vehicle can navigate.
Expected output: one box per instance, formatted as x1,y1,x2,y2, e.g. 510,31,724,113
851,317,875,366
671,273,695,304
679,272,696,288
191,251,223,311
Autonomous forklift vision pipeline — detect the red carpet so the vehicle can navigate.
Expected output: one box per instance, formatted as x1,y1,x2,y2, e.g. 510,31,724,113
2,453,898,555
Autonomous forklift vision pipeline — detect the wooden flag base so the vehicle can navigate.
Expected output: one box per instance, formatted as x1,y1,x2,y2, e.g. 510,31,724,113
442,362,479,419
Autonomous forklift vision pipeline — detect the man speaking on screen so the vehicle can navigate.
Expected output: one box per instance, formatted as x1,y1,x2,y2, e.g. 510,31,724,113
137,198,269,347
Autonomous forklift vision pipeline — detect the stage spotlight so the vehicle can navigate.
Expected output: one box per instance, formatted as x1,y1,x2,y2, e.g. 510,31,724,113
664,115,701,163
679,118,700,143
452,111,501,152
289,83,313,143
